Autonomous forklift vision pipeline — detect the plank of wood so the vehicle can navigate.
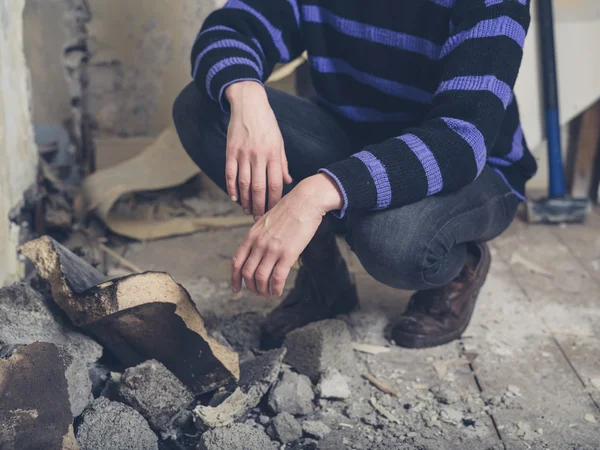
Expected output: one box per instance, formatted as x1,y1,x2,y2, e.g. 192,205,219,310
467,242,600,448
568,100,600,199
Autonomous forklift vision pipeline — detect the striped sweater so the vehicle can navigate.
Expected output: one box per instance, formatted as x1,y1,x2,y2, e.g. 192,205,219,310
191,0,537,216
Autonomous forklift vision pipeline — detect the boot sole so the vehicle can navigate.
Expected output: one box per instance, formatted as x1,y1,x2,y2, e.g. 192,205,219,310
392,242,491,349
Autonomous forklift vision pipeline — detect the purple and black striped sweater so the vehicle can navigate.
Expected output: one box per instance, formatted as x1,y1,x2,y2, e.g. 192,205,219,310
191,0,537,216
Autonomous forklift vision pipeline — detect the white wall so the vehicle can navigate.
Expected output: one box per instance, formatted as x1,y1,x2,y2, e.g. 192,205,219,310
0,0,38,286
516,1,600,191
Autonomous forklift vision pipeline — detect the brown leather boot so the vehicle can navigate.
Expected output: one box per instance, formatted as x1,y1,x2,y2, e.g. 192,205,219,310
391,242,491,349
260,225,359,350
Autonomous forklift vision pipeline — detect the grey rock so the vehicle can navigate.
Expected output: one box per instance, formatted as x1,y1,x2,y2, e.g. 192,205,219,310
89,362,111,397
0,283,103,416
119,360,194,440
316,368,351,399
268,412,303,444
302,420,331,440
198,423,277,450
344,401,372,420
76,397,158,450
284,319,355,381
430,385,459,405
268,370,315,416
216,313,263,359
259,415,271,425
195,349,286,430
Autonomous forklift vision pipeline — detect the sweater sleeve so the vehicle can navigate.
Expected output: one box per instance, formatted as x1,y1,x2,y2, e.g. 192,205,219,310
191,0,304,111
321,0,531,217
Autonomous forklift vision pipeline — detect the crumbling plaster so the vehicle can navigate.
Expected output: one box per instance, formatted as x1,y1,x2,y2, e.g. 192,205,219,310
24,0,225,135
0,0,38,286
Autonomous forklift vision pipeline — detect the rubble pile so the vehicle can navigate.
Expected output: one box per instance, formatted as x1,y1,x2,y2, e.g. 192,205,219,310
2,235,534,450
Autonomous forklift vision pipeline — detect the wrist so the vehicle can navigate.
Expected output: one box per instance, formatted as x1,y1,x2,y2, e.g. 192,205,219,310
225,80,266,108
299,174,344,214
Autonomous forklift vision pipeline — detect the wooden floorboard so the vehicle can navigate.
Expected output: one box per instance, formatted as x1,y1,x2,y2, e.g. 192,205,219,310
467,242,600,448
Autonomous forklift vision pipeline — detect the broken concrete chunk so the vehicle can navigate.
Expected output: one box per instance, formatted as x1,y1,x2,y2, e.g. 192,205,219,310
302,420,331,440
0,283,103,416
21,236,239,394
199,423,277,450
317,368,351,400
0,342,78,450
119,360,194,440
194,349,286,430
76,397,158,450
267,412,303,444
283,319,355,381
216,312,264,359
268,370,315,416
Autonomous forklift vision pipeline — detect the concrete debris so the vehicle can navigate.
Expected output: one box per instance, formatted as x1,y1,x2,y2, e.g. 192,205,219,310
302,420,331,440
268,370,315,416
432,361,448,380
584,413,596,424
215,313,263,360
76,397,158,450
345,401,372,421
21,236,239,394
430,385,459,405
439,407,463,425
198,423,277,450
515,421,536,441
487,385,522,409
369,397,400,424
0,342,78,450
317,368,351,400
284,319,356,381
0,282,103,416
267,412,303,443
195,348,286,429
119,360,194,440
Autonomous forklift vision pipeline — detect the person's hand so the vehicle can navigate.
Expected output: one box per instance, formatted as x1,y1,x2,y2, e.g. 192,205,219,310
225,81,293,220
231,173,344,298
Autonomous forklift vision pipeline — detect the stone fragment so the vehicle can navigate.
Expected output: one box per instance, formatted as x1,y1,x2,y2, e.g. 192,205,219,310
258,415,271,425
119,360,194,440
198,423,277,450
0,283,103,416
430,385,459,405
21,236,239,394
76,397,158,450
283,319,355,381
439,407,463,425
584,413,596,424
0,342,78,450
216,312,263,359
344,401,372,421
268,412,303,444
194,349,286,429
268,370,315,416
302,420,331,440
316,368,351,400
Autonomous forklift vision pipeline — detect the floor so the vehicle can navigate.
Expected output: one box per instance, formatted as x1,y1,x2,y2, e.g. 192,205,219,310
115,206,600,449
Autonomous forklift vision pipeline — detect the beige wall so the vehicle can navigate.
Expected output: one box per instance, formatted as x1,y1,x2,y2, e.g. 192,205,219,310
0,0,38,286
24,0,224,135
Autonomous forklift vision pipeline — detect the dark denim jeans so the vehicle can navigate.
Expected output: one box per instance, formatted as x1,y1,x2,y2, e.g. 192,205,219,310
173,83,519,291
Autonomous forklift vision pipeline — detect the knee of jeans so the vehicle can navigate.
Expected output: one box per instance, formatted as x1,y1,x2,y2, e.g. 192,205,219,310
351,219,429,291
172,83,218,133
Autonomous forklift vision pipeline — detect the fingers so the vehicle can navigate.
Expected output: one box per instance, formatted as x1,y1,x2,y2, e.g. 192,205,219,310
240,244,265,295
251,161,267,218
225,157,238,202
281,147,293,185
271,259,293,297
267,161,283,211
254,249,279,298
231,236,252,293
238,158,252,215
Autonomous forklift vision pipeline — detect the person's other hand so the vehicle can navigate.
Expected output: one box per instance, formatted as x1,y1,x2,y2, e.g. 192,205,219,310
225,81,293,220
231,173,344,298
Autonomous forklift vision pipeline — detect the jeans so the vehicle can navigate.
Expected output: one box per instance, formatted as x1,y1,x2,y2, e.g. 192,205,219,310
173,83,520,291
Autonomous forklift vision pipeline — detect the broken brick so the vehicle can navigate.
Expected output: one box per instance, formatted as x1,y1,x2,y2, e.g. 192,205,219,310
21,236,239,394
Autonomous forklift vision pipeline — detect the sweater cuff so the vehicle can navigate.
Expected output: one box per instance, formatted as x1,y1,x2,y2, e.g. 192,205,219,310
197,59,263,113
318,169,349,219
